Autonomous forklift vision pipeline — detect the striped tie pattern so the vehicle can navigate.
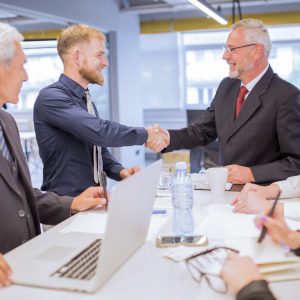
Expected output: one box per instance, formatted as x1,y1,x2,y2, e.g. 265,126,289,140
85,90,103,185
0,124,12,161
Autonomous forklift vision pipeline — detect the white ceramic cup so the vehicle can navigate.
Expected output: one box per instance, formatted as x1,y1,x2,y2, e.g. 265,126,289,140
206,167,228,196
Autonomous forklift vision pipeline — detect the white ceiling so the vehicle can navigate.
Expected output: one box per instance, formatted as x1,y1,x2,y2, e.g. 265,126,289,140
0,0,300,32
121,0,300,21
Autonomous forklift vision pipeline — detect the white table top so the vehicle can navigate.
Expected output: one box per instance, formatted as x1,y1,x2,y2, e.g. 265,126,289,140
1,190,299,300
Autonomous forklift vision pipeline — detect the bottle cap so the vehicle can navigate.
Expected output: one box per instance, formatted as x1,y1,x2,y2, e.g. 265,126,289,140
175,161,187,170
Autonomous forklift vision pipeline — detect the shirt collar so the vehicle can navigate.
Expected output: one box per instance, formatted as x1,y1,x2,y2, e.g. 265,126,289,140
242,64,269,93
59,74,86,100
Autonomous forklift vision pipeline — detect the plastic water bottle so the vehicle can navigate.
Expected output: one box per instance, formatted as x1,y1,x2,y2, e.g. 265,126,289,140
171,162,194,236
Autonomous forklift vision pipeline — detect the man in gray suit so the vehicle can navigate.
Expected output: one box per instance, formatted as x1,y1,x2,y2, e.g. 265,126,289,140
161,19,300,184
0,23,108,287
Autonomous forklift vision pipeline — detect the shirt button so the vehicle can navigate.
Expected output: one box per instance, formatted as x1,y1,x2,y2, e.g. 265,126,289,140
27,214,31,219
18,210,26,218
227,141,232,147
12,166,16,172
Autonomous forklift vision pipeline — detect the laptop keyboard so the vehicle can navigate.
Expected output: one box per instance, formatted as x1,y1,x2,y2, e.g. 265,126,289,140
51,239,102,280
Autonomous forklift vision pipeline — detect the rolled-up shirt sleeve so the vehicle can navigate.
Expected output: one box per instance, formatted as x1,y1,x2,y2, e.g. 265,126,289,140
34,89,148,147
274,175,300,199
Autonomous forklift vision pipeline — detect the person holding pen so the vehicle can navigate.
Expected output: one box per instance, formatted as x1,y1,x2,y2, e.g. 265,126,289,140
220,205,300,300
232,175,300,221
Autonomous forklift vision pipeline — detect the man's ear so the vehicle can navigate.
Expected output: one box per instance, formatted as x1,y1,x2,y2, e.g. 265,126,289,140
254,44,264,59
73,48,81,66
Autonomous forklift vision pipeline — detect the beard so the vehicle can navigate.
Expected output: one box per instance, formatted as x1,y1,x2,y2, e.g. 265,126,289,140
229,60,254,79
79,64,105,86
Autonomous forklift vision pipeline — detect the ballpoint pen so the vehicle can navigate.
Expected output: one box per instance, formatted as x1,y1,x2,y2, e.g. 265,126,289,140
257,191,281,243
100,171,108,211
152,209,167,215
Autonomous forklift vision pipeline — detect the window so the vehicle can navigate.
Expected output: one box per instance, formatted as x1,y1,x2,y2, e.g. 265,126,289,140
140,25,300,110
182,25,300,108
8,39,111,121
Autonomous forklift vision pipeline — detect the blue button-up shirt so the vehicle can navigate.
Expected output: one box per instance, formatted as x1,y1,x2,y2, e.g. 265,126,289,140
34,74,147,196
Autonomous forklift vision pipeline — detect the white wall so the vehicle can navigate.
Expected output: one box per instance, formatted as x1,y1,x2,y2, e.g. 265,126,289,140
140,32,181,109
0,0,145,167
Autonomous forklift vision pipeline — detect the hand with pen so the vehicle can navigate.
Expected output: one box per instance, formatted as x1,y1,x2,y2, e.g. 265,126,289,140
254,205,300,250
221,205,300,298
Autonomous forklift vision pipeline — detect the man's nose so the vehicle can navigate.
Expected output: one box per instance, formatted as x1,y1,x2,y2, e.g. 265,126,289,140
222,51,230,60
102,56,109,67
23,69,29,82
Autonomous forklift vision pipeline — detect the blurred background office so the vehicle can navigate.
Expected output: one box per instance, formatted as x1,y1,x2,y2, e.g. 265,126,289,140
1,0,299,187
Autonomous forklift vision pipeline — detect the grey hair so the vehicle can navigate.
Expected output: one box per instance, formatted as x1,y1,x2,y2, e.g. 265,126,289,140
0,22,23,63
231,19,271,57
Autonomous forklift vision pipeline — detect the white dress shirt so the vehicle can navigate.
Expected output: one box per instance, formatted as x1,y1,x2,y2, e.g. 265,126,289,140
242,64,269,99
275,175,300,221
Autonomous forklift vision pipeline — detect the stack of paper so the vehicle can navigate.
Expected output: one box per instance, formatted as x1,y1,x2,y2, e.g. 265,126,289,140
197,211,259,239
164,209,300,282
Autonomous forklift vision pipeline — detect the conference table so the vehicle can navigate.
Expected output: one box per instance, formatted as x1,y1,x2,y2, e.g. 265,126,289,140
1,189,299,300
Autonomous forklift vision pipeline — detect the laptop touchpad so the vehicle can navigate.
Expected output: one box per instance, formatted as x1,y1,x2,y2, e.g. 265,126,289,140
36,246,76,261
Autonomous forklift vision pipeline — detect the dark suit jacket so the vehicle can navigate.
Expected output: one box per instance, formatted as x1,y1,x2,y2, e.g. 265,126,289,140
165,66,300,183
0,109,73,253
237,280,276,300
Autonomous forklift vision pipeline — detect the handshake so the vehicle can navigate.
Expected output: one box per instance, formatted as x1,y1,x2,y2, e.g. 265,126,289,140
146,124,170,152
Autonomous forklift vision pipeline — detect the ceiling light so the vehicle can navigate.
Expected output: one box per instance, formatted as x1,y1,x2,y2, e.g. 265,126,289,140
187,0,228,25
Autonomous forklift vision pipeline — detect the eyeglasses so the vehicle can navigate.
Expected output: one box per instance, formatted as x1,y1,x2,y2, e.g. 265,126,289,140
223,43,257,54
185,246,239,294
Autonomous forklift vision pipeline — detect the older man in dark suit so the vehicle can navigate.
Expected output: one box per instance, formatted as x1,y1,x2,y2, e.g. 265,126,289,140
0,23,107,287
161,19,300,184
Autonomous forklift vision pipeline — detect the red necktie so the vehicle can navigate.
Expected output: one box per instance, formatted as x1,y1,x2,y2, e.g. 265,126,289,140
235,86,248,118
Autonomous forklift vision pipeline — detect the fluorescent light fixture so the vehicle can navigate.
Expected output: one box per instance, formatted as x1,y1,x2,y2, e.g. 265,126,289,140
187,0,228,25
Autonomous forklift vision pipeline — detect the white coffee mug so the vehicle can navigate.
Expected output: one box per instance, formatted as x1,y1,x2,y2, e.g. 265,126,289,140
206,167,228,196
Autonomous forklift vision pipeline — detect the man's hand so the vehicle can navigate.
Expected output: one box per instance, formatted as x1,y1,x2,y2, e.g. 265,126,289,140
71,186,107,213
146,124,170,152
0,254,12,288
220,253,262,294
226,165,254,184
120,166,141,179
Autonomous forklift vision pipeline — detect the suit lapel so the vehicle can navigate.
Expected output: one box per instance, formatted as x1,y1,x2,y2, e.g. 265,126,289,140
0,111,32,195
0,155,21,195
227,66,275,140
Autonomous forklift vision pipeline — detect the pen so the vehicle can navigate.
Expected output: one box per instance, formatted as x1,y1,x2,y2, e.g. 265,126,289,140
152,209,167,215
257,191,281,243
100,171,108,211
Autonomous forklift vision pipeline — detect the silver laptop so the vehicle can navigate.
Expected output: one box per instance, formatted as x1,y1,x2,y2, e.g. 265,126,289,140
5,159,162,293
